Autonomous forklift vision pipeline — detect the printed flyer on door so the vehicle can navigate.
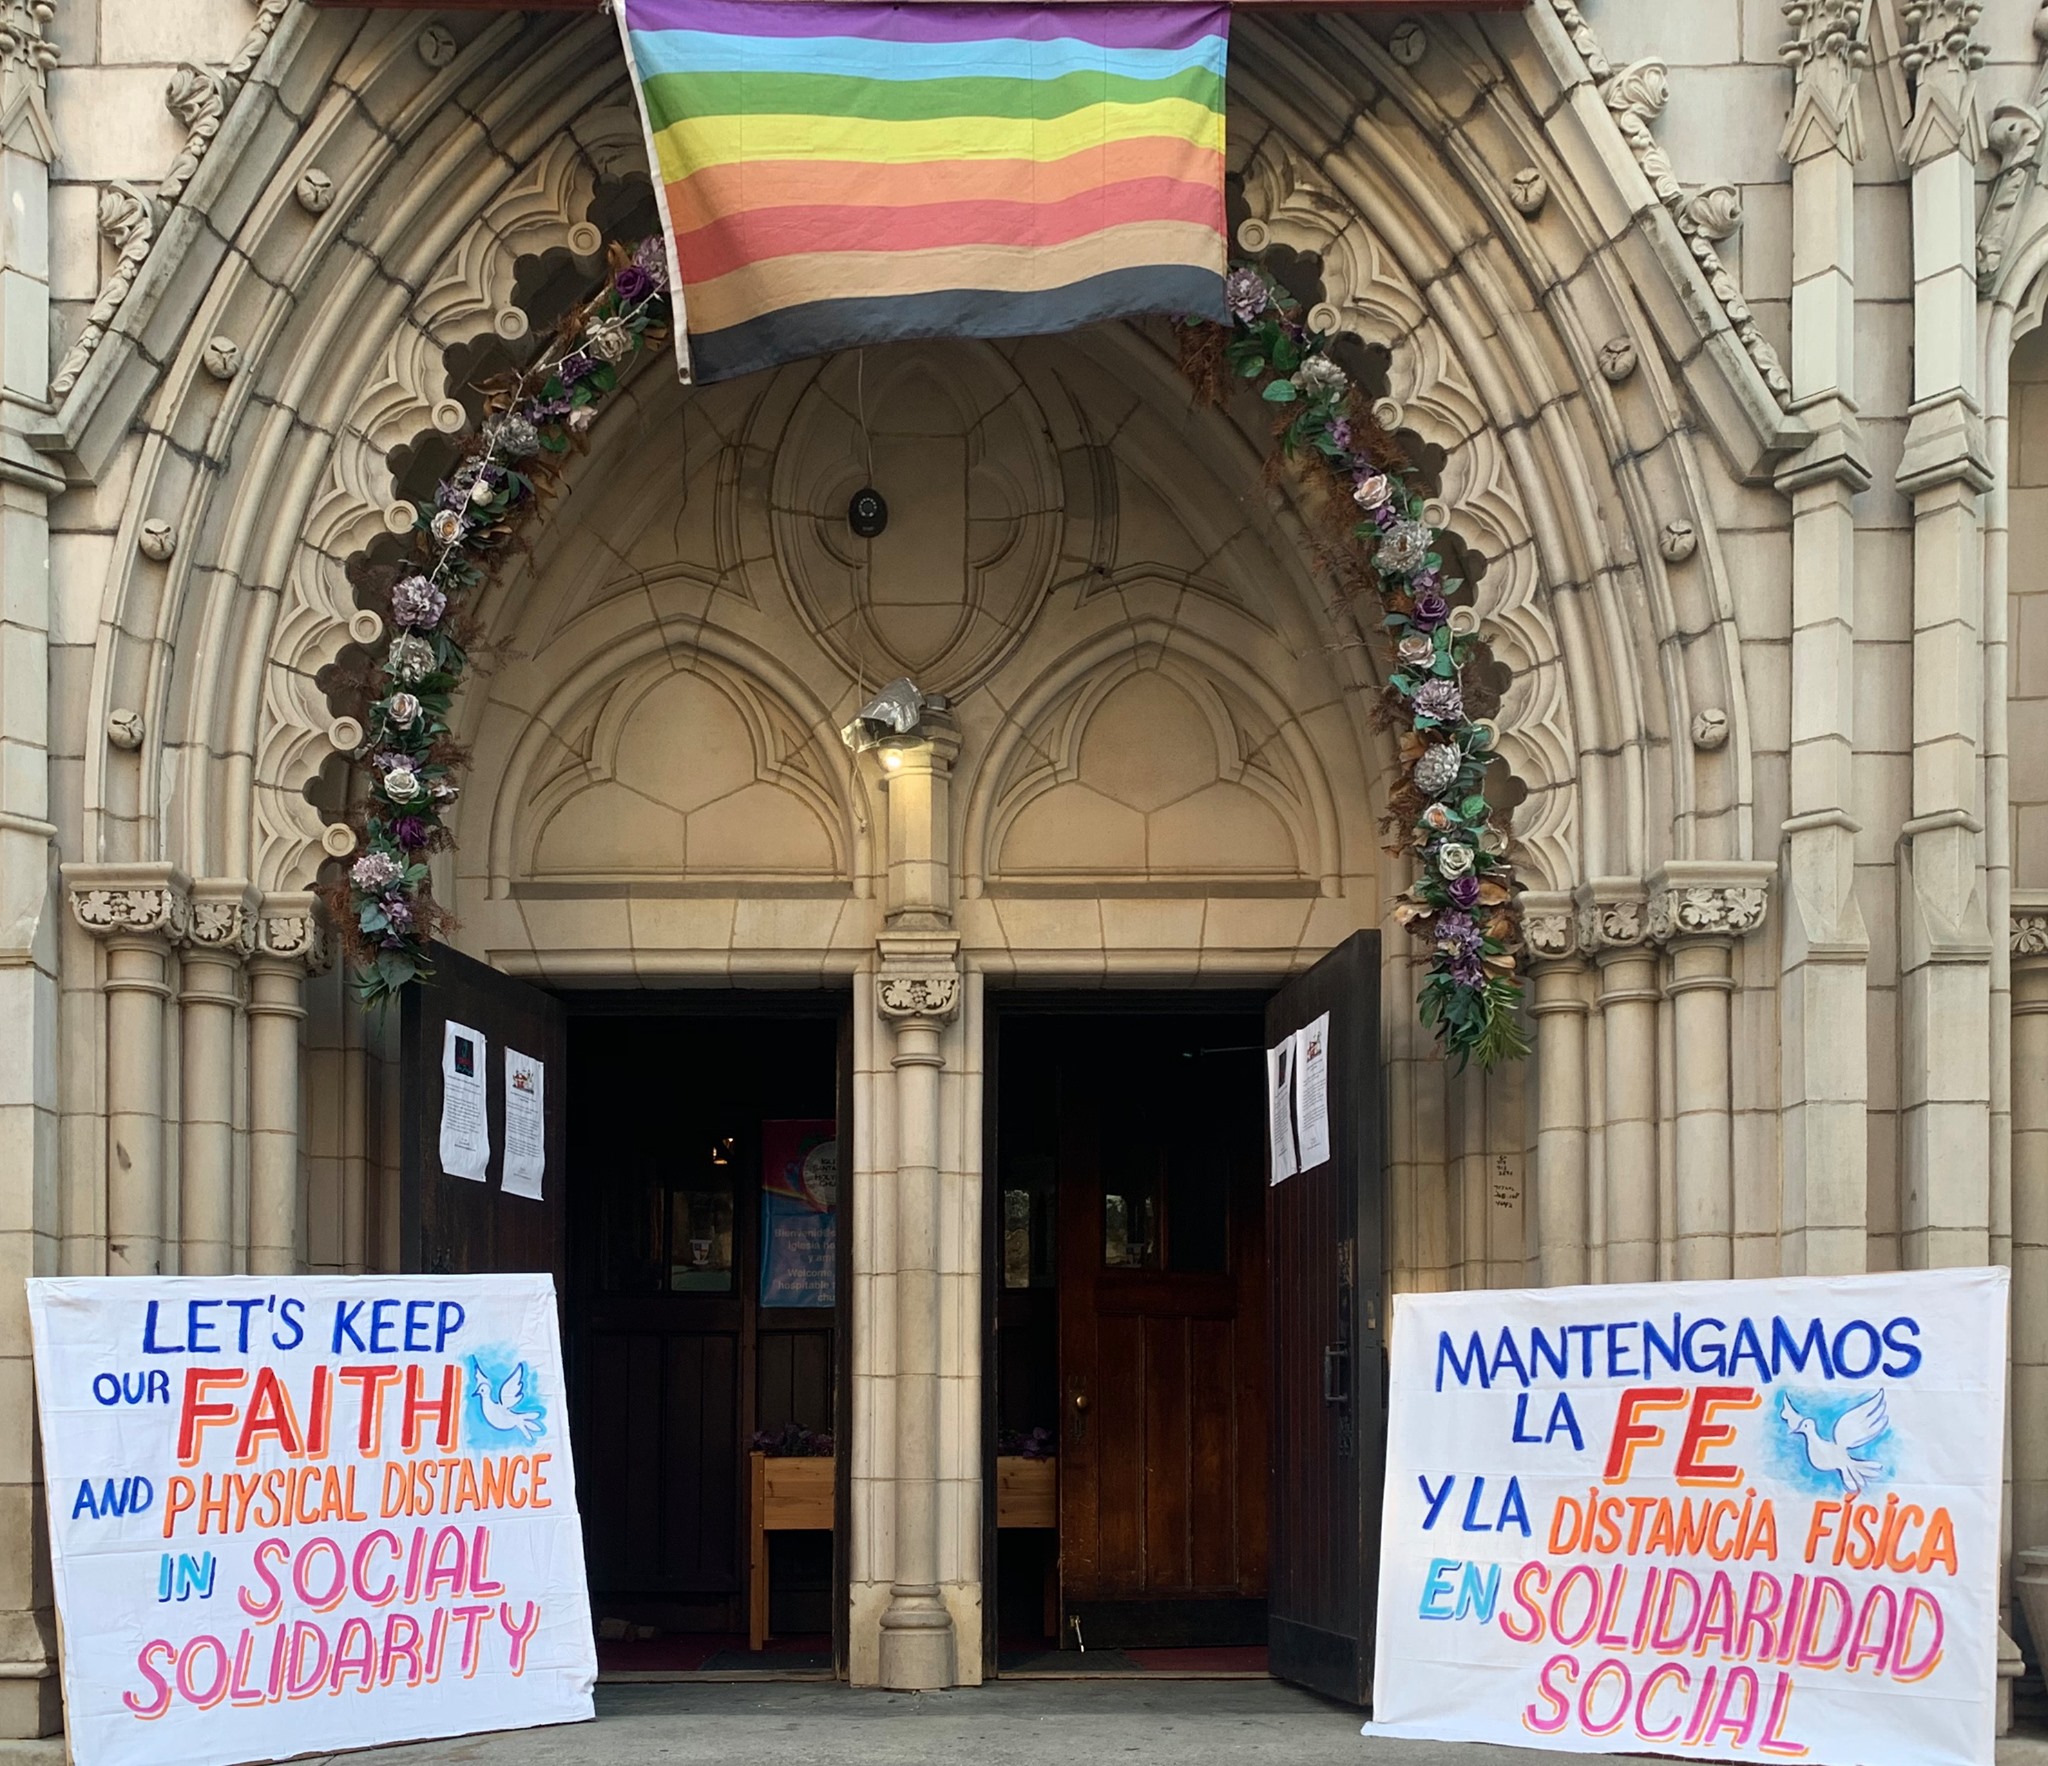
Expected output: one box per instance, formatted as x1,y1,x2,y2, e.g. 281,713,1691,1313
1369,1268,2008,1766
27,1275,596,1766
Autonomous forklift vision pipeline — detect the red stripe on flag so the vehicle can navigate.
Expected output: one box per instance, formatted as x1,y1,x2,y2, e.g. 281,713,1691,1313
668,174,1221,284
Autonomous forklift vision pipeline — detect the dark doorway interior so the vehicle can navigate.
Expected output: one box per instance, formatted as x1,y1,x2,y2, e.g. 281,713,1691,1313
566,1006,842,1650
990,1003,1270,1660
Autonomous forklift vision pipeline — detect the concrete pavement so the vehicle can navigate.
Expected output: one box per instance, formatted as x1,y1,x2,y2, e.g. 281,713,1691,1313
292,1679,2048,1766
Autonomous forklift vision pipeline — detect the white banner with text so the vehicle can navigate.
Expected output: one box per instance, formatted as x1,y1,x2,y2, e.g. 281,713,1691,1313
1369,1268,2008,1766
28,1275,595,1766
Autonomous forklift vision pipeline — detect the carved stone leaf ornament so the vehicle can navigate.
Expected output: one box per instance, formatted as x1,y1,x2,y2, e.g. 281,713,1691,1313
2016,913,2048,957
877,972,962,1020
1649,885,1767,941
47,0,291,401
1549,5,1790,406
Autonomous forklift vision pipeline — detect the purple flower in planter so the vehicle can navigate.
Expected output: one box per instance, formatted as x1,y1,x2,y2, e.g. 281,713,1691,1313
614,264,655,305
1447,873,1481,909
1411,589,1451,629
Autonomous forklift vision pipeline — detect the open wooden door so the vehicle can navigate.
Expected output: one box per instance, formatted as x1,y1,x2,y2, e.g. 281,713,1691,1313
1264,930,1383,1705
400,940,567,1285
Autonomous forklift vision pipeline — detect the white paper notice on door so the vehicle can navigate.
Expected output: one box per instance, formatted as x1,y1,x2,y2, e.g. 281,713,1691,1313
439,1019,490,1181
1266,1034,1298,1184
1293,1011,1332,1172
503,1047,546,1200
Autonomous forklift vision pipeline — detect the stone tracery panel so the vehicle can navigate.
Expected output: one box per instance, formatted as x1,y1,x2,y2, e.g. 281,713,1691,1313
969,623,1337,894
518,657,849,886
763,344,1065,700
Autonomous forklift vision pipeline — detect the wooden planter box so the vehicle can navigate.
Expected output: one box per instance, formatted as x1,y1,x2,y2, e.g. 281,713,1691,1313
996,1454,1057,1529
750,1452,835,1651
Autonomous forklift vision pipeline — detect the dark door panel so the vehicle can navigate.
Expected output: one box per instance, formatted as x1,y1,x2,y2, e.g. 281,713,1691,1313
399,940,567,1286
1265,930,1384,1707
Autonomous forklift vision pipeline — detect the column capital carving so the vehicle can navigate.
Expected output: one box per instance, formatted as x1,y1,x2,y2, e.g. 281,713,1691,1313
1574,880,1649,956
1781,0,1871,162
875,934,961,1024
1647,861,1776,943
1520,890,1580,962
2013,893,2048,960
1900,0,1987,167
186,879,259,957
251,892,330,974
64,862,189,944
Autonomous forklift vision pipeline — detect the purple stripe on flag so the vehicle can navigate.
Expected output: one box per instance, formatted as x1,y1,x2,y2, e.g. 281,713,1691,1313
622,0,1226,51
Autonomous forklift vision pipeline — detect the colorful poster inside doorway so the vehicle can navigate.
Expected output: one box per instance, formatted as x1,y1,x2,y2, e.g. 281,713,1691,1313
1368,1268,2008,1766
27,1275,596,1766
760,1119,837,1307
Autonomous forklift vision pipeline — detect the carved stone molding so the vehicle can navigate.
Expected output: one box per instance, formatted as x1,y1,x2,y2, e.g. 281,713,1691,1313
2015,897,2048,959
1575,883,1648,955
1980,66,2048,292
1647,861,1776,943
877,970,961,1022
48,0,290,401
187,881,259,957
65,864,190,944
1521,891,1579,961
1593,54,1788,404
254,893,329,972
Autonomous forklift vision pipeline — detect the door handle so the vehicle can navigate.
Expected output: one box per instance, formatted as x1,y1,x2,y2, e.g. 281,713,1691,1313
1322,1343,1350,1405
1072,1393,1090,1412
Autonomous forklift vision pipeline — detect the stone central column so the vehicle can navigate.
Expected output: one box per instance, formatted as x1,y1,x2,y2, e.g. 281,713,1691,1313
871,715,961,1690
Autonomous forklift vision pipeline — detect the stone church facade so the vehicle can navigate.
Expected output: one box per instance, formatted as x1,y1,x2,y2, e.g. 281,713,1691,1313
0,0,2046,1734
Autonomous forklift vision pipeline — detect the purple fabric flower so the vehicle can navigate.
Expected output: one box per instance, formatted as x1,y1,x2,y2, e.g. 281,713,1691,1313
391,815,430,849
1451,954,1487,988
1436,910,1478,945
529,394,572,421
1447,873,1481,909
559,350,600,386
1411,590,1450,629
614,264,654,304
1328,419,1353,450
383,897,414,933
1412,678,1464,722
1224,265,1269,322
390,576,447,630
633,235,671,291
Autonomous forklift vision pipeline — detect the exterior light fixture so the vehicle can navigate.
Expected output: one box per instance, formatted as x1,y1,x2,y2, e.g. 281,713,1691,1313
839,676,947,753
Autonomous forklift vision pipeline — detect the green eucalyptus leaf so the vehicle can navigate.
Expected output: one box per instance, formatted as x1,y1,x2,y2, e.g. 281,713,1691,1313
1261,381,1298,404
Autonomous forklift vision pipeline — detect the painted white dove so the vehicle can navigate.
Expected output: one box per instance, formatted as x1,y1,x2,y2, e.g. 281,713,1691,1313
471,1359,544,1442
1779,1390,1888,1495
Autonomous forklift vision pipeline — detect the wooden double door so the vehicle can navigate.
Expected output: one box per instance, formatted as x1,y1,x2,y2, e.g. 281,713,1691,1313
991,943,1385,1696
993,1006,1270,1650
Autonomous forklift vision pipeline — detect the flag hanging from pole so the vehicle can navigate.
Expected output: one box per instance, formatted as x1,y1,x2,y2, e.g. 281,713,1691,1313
616,0,1230,383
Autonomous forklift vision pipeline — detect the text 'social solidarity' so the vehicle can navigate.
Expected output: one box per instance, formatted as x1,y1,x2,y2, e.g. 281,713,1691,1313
122,1525,541,1717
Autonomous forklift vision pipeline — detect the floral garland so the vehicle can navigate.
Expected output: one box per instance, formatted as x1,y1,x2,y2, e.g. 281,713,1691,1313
1187,265,1528,1068
331,239,674,1008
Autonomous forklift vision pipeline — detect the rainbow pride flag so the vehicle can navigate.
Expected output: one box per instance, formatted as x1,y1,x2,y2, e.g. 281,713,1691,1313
616,0,1229,382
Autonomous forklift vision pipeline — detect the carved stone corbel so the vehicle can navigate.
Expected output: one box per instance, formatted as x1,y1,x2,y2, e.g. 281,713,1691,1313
876,967,961,1023
1647,862,1775,944
253,892,331,974
1574,881,1649,957
1520,891,1580,963
186,879,259,958
66,863,190,945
